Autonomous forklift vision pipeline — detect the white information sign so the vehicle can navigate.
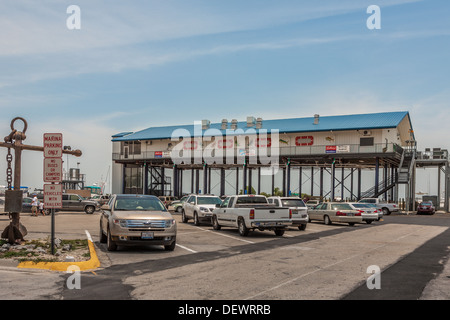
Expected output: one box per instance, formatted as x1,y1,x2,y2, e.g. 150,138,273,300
44,184,63,209
43,158,63,182
43,133,63,158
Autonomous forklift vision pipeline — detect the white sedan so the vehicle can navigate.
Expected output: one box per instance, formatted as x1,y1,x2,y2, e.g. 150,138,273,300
348,202,381,223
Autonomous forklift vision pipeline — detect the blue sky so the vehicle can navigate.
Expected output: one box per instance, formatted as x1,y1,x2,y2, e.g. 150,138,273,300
0,0,449,195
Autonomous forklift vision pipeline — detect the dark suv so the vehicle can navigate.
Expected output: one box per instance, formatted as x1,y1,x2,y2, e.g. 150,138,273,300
62,194,98,214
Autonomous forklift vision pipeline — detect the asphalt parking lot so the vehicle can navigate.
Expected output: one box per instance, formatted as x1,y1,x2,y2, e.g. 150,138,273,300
1,210,450,300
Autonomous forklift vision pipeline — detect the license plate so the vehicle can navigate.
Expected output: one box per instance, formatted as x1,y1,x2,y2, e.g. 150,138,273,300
142,232,154,239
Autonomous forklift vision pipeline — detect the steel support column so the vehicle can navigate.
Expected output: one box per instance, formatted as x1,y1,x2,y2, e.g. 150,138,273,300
286,162,291,196
298,166,303,196
203,163,208,194
331,161,336,201
375,157,380,196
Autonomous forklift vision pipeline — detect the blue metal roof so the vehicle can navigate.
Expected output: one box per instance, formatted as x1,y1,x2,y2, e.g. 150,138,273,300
112,111,412,141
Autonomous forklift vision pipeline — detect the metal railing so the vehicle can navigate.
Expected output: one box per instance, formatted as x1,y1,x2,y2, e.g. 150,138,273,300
112,143,404,161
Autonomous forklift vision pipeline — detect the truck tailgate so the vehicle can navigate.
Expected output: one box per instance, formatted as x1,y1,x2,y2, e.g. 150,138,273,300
254,207,291,220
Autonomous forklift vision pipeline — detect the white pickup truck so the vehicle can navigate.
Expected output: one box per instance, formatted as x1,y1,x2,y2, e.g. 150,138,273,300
358,198,399,216
211,195,292,236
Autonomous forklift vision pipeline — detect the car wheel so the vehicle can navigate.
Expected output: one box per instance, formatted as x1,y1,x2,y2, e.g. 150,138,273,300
348,222,355,226
324,215,332,225
366,220,372,224
181,210,188,223
164,237,176,251
106,226,117,251
85,205,95,214
212,215,221,230
274,229,285,236
298,224,307,231
99,221,107,243
382,208,390,216
194,212,200,226
238,218,249,237
176,206,182,213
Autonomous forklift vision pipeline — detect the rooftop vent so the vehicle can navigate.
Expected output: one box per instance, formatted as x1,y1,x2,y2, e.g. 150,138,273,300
202,120,210,130
231,119,238,130
255,117,263,129
247,116,256,127
313,114,320,125
221,119,228,130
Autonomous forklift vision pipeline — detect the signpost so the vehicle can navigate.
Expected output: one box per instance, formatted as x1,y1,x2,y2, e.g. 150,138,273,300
43,133,63,254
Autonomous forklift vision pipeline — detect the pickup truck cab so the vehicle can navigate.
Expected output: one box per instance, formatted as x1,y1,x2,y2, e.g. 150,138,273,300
182,194,223,225
212,195,291,236
267,196,308,230
358,198,399,216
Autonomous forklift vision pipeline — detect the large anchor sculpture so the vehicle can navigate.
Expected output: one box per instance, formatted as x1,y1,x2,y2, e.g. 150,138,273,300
0,117,82,244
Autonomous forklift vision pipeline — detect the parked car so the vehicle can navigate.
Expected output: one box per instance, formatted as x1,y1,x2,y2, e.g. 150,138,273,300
417,201,435,215
91,194,110,206
309,202,377,226
182,194,223,225
358,198,399,215
212,195,291,236
305,200,319,209
22,197,33,213
99,194,177,251
268,196,308,230
169,195,189,213
347,202,381,223
158,196,177,208
62,193,99,214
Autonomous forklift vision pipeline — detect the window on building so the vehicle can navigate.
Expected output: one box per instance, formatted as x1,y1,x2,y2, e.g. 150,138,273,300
124,164,143,194
121,141,141,156
360,137,374,147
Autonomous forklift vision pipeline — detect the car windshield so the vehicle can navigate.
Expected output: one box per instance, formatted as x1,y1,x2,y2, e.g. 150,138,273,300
197,197,222,205
114,197,167,211
421,202,432,206
281,199,306,207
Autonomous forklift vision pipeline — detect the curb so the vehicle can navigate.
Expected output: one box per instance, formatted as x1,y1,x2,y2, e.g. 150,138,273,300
17,230,101,272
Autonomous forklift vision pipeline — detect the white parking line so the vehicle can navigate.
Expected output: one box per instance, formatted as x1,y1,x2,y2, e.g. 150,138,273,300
176,244,198,253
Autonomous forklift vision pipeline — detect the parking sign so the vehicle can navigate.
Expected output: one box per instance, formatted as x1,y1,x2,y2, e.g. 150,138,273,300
43,133,63,158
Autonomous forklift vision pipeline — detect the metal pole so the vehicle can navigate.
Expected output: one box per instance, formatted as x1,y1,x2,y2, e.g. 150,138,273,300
286,162,291,196
331,161,336,201
51,208,55,255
